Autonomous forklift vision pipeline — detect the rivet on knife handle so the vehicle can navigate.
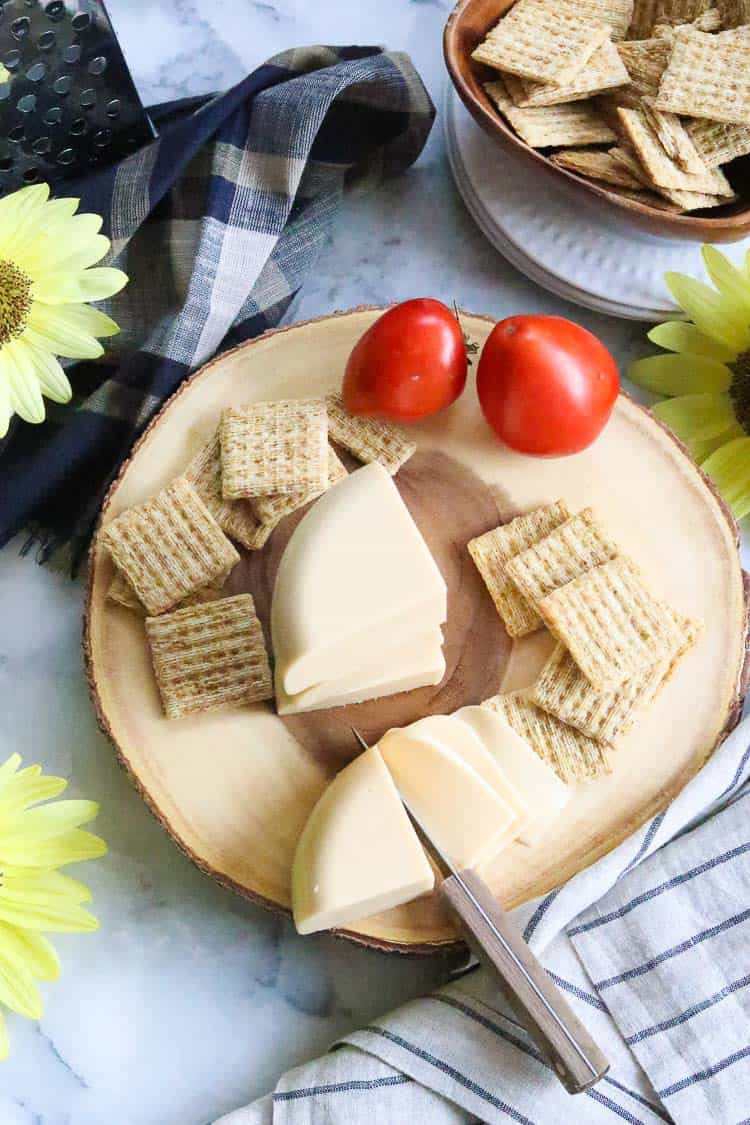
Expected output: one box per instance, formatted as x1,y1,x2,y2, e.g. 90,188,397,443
441,869,609,1094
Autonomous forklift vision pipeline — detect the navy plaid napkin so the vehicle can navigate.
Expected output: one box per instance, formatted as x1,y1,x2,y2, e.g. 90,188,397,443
0,46,434,570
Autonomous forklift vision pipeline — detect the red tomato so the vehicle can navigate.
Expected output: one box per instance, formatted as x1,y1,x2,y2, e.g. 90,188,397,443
342,299,468,421
476,316,619,456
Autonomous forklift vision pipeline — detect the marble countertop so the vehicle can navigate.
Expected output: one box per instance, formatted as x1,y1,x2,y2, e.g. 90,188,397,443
0,2,654,1122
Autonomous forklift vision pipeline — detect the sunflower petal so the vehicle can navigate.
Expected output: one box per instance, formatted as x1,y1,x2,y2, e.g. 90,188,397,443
0,954,42,1019
0,755,22,793
702,247,750,318
0,922,60,982
1,868,93,904
3,341,45,424
628,354,731,396
684,422,744,464
0,894,98,933
666,272,750,353
26,233,110,279
652,393,738,442
55,302,120,338
25,305,104,360
0,799,99,847
0,1011,8,1061
0,768,67,817
701,437,750,504
647,321,736,362
0,828,107,868
16,339,71,404
32,267,128,305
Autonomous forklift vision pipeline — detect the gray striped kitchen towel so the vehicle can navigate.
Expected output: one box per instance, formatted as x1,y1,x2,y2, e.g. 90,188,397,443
217,715,750,1125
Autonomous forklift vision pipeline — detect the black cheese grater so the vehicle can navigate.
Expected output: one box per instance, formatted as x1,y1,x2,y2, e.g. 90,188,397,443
0,0,155,195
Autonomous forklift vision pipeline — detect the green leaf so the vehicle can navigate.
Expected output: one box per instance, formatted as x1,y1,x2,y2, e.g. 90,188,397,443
652,393,738,442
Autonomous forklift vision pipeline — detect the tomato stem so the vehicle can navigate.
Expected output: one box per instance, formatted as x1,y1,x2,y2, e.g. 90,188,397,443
453,301,479,366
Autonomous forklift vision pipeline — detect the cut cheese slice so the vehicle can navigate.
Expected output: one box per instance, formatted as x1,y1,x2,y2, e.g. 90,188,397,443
271,462,447,695
405,714,531,838
379,727,516,869
277,629,445,715
456,706,570,845
291,747,434,935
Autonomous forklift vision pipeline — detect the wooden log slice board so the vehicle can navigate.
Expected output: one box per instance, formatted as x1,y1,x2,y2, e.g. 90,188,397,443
84,308,749,952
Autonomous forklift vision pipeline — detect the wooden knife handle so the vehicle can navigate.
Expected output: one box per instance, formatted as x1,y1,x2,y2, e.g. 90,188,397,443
441,869,609,1094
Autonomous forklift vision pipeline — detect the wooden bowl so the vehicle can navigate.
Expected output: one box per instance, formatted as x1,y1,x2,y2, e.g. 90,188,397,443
444,0,750,243
84,307,749,953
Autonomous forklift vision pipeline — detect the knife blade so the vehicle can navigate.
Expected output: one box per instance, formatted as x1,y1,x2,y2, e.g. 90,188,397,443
351,726,609,1094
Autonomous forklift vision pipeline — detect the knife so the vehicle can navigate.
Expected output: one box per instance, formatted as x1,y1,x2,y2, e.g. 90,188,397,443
351,727,609,1095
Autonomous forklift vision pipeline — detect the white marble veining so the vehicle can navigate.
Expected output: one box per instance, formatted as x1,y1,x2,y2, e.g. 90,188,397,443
0,1,655,1122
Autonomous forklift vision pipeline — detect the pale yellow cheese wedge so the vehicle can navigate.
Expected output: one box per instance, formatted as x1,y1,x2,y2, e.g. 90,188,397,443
405,714,532,840
378,727,516,869
271,463,447,695
291,747,434,935
276,630,445,715
456,706,570,845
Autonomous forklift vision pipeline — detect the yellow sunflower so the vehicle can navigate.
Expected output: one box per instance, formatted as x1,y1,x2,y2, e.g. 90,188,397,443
0,752,106,1058
0,182,127,438
628,246,750,520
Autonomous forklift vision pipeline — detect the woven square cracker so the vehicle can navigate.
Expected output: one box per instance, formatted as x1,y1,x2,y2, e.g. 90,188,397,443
538,555,688,690
146,594,272,719
606,145,727,209
485,80,616,148
686,117,750,167
508,41,630,108
483,692,610,782
655,26,750,123
718,0,750,28
616,38,674,100
250,445,347,526
472,0,610,85
220,399,328,500
325,393,416,475
551,149,645,189
184,433,270,551
640,96,707,173
506,508,620,608
107,569,223,614
531,613,699,744
628,0,712,37
101,478,240,616
616,106,734,193
468,501,571,638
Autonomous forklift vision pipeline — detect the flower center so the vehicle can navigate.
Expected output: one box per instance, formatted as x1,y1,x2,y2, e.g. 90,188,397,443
0,257,32,346
730,350,750,436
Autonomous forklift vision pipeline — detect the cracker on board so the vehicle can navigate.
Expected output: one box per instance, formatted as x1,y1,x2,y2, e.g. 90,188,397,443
531,613,699,743
482,691,611,782
628,0,712,37
107,568,224,614
467,501,571,638
250,445,348,526
716,0,750,26
472,0,610,86
538,555,689,690
146,594,272,720
101,478,240,617
616,106,734,193
551,149,645,188
220,399,328,500
184,433,270,551
551,148,645,189
687,117,750,166
655,26,750,124
485,80,616,148
640,96,708,173
616,38,674,100
505,41,630,108
506,509,620,608
325,393,416,475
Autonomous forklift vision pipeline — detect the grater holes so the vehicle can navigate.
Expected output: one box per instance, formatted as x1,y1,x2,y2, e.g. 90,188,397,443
53,73,71,94
79,86,95,107
88,55,106,76
69,115,85,135
93,126,111,147
105,97,119,118
22,165,38,182
26,61,45,81
44,2,66,21
8,124,24,142
4,48,20,69
43,105,62,125
56,146,74,164
10,16,30,41
71,12,90,31
16,92,35,112
62,42,79,64
37,30,55,50
32,135,51,154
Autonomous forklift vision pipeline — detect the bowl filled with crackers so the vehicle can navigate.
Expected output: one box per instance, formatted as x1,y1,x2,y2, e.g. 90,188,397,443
444,0,750,241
